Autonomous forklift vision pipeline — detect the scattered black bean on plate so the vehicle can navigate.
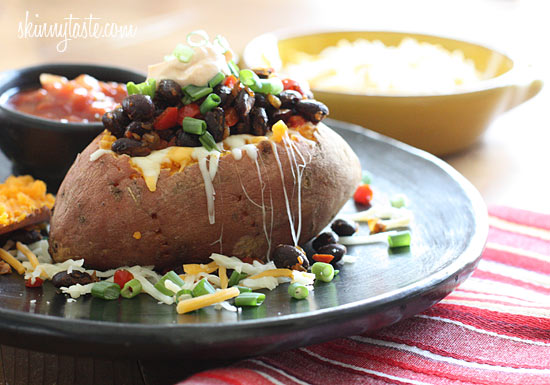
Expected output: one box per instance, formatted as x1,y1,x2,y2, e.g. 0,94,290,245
272,244,309,271
316,243,347,264
51,271,95,288
312,231,339,252
331,218,359,236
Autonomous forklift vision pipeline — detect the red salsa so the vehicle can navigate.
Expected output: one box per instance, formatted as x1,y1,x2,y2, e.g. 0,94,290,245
8,74,127,123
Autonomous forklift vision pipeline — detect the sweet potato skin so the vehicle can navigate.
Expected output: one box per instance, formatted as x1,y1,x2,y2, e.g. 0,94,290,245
48,123,361,270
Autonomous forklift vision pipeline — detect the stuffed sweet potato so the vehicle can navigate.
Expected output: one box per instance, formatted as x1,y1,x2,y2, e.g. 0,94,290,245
49,121,361,270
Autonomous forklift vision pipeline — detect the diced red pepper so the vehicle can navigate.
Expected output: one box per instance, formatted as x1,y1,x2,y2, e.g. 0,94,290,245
114,269,134,288
354,184,373,206
282,78,305,95
177,103,200,124
25,277,44,288
287,115,307,128
154,107,179,130
223,75,238,88
312,254,335,264
224,107,239,127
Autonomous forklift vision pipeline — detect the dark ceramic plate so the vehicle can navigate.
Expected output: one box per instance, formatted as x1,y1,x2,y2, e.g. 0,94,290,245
0,119,487,360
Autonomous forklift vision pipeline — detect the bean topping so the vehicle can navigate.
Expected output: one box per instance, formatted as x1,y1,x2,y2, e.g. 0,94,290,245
155,79,182,106
204,107,226,142
331,218,359,236
111,138,152,157
234,88,255,118
312,231,339,251
295,99,329,124
175,130,202,147
250,107,269,136
122,94,155,121
272,244,309,271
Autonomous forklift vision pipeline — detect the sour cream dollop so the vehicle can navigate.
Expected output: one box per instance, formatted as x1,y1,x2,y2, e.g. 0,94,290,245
147,44,231,87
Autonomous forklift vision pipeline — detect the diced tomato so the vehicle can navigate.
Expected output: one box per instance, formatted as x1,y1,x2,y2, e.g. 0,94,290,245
287,115,307,128
224,107,239,127
223,75,238,88
25,277,44,288
177,103,200,124
154,107,179,130
114,269,134,288
312,254,335,263
354,184,373,206
282,78,305,95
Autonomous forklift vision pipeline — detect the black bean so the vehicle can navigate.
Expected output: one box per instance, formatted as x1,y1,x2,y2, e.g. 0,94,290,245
295,99,329,123
155,79,182,106
316,243,347,264
158,127,177,141
51,271,95,288
250,107,268,136
253,68,273,79
272,244,309,271
205,107,226,142
7,229,42,244
278,90,302,109
102,107,129,138
214,85,235,106
234,88,255,118
312,231,339,251
231,115,250,135
122,94,155,121
111,138,152,156
125,120,151,138
175,130,202,147
141,131,161,149
331,218,359,236
253,93,269,108
270,108,293,124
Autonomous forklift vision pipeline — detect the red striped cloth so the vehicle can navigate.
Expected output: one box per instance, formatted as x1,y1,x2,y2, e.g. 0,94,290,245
179,206,550,385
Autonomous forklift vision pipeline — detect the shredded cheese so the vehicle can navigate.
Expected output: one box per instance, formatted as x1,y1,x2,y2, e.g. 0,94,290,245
183,261,218,275
248,268,294,280
218,265,228,289
176,287,240,314
0,248,25,275
271,120,288,142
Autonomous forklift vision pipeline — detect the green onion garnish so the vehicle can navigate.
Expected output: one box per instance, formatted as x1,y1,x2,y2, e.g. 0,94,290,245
235,292,265,307
388,231,411,248
228,271,247,287
199,131,221,152
311,262,335,283
183,85,213,101
91,281,121,300
120,279,142,299
236,286,252,294
181,94,192,105
228,60,240,78
288,283,309,300
199,94,221,115
172,43,194,63
208,72,226,88
154,271,184,296
192,278,216,297
251,78,284,95
213,34,230,53
239,69,261,88
187,30,209,47
126,82,140,95
390,193,409,208
176,288,193,302
182,117,206,135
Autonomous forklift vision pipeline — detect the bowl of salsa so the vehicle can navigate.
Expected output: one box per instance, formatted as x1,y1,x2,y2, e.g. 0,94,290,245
0,64,145,191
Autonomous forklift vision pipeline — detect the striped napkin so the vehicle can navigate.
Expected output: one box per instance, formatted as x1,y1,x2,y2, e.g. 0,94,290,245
179,206,550,385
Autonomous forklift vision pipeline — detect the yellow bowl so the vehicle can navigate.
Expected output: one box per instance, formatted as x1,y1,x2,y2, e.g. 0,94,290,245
243,31,543,156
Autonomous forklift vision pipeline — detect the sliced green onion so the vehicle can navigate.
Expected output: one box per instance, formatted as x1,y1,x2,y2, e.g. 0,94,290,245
154,271,184,296
388,231,411,248
362,170,373,185
143,78,156,98
288,282,309,300
126,82,140,95
311,262,335,283
187,30,209,47
334,269,340,277
192,278,216,297
181,94,192,105
228,60,240,78
213,34,230,53
252,78,284,95
208,72,226,88
199,131,221,152
172,43,194,63
183,85,213,101
120,279,142,299
390,193,409,208
199,94,221,115
235,292,265,307
182,117,206,135
176,288,193,302
236,286,252,293
228,271,247,286
91,281,121,300
239,69,261,88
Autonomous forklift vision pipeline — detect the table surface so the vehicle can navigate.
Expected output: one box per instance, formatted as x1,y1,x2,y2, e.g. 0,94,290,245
0,0,548,383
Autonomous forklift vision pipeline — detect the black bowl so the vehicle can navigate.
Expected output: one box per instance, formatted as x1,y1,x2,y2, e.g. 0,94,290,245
0,63,145,191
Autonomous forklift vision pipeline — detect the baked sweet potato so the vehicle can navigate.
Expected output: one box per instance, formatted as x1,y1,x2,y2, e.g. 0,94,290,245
48,122,361,270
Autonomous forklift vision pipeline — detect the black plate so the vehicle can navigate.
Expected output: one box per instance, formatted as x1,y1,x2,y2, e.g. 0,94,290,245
0,119,487,359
